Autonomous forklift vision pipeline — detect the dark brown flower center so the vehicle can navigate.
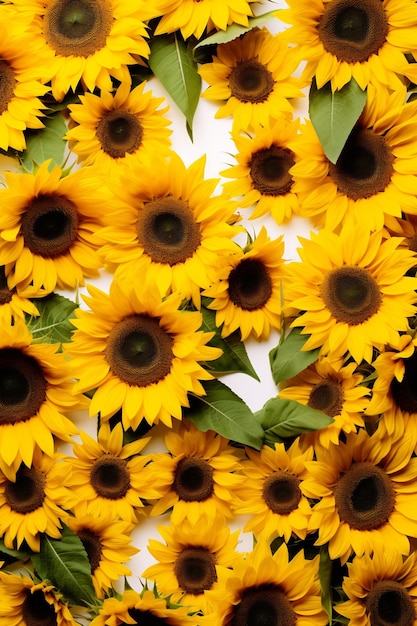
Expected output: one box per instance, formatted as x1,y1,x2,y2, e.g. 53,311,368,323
366,580,416,626
173,456,214,502
44,0,113,57
262,471,301,515
0,60,16,114
321,265,381,325
136,196,202,266
106,314,174,387
20,194,80,258
174,547,217,594
318,0,389,63
0,266,13,305
22,589,57,626
228,258,273,311
96,109,143,158
308,379,344,417
334,461,395,530
390,350,417,415
5,465,46,514
250,146,295,197
329,128,394,200
0,348,47,425
125,610,170,626
229,59,275,104
90,455,131,499
76,527,102,572
231,584,296,626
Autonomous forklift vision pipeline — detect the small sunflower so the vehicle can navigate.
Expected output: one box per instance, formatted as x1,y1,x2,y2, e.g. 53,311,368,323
66,278,222,429
203,226,286,341
150,420,244,524
285,220,417,364
303,429,417,563
280,0,417,91
0,266,39,326
199,28,305,131
233,439,314,543
66,80,172,173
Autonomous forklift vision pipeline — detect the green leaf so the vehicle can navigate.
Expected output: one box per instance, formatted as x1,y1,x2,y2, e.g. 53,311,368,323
31,525,96,607
186,379,264,449
149,32,201,140
19,112,68,172
319,545,333,625
0,538,29,560
194,10,278,49
309,77,367,164
269,328,319,385
26,293,78,346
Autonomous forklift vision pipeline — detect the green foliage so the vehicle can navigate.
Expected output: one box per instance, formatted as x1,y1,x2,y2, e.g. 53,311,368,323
309,77,367,164
269,327,320,385
0,539,29,560
27,293,78,346
19,111,68,172
194,10,278,50
320,545,333,625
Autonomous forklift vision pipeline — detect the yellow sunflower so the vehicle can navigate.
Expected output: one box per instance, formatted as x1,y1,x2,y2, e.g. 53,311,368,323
97,153,241,307
278,357,370,448
66,512,138,598
280,0,417,91
0,572,78,626
150,420,244,524
203,226,286,341
9,0,156,101
290,85,417,232
0,161,111,296
66,80,172,174
63,421,166,523
285,219,417,364
0,266,39,326
66,278,222,429
303,428,417,563
221,117,301,224
199,28,305,131
336,548,417,626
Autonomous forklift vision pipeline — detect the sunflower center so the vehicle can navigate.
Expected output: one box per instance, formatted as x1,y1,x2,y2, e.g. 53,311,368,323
22,589,57,626
231,584,296,626
334,461,395,530
321,265,381,325
262,471,302,515
250,147,295,197
366,580,416,626
90,455,131,499
96,109,143,159
125,610,169,626
174,547,217,594
0,348,47,425
137,196,202,266
106,314,174,387
229,59,275,104
5,465,46,513
0,60,16,114
391,350,417,415
76,528,102,572
228,258,273,311
44,0,113,57
0,266,13,304
308,379,344,417
318,0,389,63
173,456,214,502
329,128,394,200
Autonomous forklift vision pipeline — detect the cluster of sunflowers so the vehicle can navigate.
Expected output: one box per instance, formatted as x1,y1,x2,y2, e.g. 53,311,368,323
2,0,417,625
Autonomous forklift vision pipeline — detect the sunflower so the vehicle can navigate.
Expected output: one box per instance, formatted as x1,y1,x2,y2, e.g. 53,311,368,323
0,266,39,326
280,0,417,92
278,357,370,448
199,28,305,131
221,118,301,224
63,421,166,523
66,80,172,173
66,278,222,429
9,0,156,101
66,512,138,598
290,85,417,232
0,449,76,552
0,572,78,626
303,428,417,563
97,153,241,307
0,161,111,296
336,548,417,626
233,439,314,543
285,219,417,364
150,420,244,524
203,226,286,341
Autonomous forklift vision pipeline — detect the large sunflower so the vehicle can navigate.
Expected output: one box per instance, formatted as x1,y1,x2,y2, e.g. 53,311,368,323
66,278,222,429
66,80,172,173
150,420,244,524
280,0,417,91
303,429,417,563
285,220,417,364
199,28,305,131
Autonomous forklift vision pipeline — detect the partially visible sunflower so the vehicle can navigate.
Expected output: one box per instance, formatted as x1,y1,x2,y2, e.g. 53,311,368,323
203,226,286,341
199,28,305,131
0,266,39,326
